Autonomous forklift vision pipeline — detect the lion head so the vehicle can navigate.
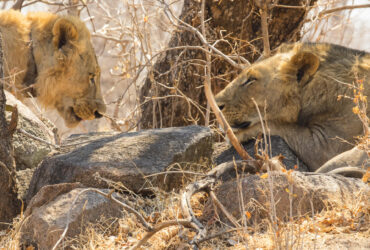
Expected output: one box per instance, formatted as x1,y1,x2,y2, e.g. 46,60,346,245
215,44,320,142
28,13,106,127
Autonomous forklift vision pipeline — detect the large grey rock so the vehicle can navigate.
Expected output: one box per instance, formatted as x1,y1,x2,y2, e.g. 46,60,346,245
213,136,309,171
5,91,54,170
27,126,213,202
21,186,123,250
202,171,369,224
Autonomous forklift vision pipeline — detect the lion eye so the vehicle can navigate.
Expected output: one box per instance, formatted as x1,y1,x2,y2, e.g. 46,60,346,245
89,74,95,85
242,76,257,86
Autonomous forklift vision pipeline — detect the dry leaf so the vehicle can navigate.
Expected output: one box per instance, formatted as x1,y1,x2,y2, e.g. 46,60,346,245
260,173,268,179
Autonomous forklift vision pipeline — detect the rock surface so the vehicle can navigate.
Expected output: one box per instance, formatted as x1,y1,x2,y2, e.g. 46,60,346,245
5,91,55,170
16,168,36,201
21,186,123,250
27,126,213,202
213,136,309,171
202,171,369,224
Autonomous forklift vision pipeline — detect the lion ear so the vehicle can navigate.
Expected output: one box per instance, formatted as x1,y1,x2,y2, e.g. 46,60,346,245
52,18,79,50
290,51,320,84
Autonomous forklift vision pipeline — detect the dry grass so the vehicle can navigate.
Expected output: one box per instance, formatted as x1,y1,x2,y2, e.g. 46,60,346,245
2,186,364,250
0,159,369,249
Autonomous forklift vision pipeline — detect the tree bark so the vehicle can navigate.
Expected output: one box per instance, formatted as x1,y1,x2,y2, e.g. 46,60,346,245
140,0,316,129
0,32,21,229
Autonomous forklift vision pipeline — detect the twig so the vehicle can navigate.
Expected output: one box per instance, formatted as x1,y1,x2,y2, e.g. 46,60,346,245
202,55,252,160
129,219,197,250
201,0,211,127
272,4,308,9
210,190,241,228
196,227,244,244
145,170,207,178
181,178,214,229
318,4,370,17
251,98,268,154
257,0,271,57
92,33,130,44
18,128,60,149
161,0,247,69
180,177,216,247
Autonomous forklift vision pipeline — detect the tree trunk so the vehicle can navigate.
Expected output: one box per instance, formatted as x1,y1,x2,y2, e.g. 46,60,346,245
0,32,21,229
140,0,316,129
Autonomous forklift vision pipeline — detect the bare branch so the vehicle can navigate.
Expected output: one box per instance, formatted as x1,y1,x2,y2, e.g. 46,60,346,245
161,0,247,69
201,0,211,126
12,0,25,10
92,33,130,44
257,0,271,57
210,190,241,228
202,59,252,160
129,219,197,250
197,227,244,244
272,4,308,9
319,4,370,17
18,128,60,149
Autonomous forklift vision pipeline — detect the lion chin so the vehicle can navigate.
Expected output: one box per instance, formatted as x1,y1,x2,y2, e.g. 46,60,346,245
62,106,104,128
62,107,83,128
230,122,262,142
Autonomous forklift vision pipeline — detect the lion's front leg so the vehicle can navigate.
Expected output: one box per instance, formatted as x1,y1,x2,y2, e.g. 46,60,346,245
271,123,353,171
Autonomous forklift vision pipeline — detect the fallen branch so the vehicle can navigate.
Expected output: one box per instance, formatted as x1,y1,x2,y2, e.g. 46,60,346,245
210,190,240,228
129,219,198,250
180,177,214,247
179,159,265,247
196,227,244,244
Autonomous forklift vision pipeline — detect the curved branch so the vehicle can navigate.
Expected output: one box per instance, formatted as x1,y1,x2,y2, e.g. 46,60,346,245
129,219,198,250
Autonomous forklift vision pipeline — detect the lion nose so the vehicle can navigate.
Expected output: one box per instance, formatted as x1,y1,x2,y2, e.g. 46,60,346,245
218,104,225,110
94,111,103,118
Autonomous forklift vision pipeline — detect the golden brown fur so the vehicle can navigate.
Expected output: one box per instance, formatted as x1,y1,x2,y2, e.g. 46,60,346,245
0,10,106,127
216,43,370,171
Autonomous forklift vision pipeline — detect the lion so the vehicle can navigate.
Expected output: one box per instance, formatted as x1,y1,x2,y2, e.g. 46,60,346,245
215,43,369,172
0,10,106,127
